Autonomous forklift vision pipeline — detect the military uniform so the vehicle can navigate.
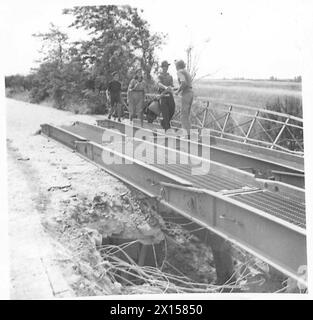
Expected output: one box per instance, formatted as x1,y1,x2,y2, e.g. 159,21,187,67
107,79,122,120
157,71,176,131
127,78,145,120
177,68,193,133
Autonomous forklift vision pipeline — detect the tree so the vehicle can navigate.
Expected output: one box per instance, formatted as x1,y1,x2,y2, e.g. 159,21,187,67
63,5,166,83
185,37,211,81
17,5,166,111
33,23,69,67
294,75,302,83
31,24,71,108
28,62,58,104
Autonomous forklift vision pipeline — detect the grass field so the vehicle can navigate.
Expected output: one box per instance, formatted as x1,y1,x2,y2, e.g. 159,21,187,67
193,79,302,111
178,79,303,152
6,78,303,118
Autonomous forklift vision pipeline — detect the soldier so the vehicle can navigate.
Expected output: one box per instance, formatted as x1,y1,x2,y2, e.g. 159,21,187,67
127,69,145,126
157,60,176,131
174,60,194,136
107,71,123,122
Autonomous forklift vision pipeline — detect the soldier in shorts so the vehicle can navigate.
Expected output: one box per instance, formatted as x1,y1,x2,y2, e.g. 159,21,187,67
174,60,194,137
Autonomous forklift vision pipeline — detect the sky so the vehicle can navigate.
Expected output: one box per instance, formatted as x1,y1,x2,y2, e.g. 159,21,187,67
1,0,313,79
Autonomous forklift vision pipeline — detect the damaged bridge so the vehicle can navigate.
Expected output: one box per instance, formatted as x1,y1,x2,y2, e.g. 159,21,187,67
40,111,306,287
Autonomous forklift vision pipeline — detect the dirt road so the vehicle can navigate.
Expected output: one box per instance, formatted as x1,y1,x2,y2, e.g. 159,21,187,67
6,98,127,299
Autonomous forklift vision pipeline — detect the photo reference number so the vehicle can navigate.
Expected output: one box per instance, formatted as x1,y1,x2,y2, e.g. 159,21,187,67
110,304,203,317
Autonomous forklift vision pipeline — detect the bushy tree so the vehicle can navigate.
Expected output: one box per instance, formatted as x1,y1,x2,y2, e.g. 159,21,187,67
33,23,69,66
29,62,57,104
8,5,166,111
63,5,166,83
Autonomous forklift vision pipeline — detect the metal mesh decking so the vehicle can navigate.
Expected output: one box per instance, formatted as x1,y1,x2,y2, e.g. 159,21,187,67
233,192,306,228
62,122,306,228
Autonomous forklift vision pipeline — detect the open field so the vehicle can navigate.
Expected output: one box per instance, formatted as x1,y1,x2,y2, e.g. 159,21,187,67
6,78,303,119
193,79,302,110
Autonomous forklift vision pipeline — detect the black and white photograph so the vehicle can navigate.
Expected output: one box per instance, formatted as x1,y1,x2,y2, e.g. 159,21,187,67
0,0,312,300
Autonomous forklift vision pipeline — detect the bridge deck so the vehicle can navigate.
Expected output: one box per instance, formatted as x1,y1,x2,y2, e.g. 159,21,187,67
61,122,306,229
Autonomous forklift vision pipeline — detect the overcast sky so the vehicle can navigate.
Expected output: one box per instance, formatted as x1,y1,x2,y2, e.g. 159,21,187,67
1,0,313,79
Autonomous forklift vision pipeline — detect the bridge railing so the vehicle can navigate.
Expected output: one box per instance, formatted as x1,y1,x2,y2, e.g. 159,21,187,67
120,93,304,155
172,97,303,155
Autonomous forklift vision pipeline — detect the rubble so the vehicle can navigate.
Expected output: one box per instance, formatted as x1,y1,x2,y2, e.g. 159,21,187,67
43,185,289,295
48,184,72,192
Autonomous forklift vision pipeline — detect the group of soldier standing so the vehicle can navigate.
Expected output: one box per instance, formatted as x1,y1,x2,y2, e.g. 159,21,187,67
106,59,193,135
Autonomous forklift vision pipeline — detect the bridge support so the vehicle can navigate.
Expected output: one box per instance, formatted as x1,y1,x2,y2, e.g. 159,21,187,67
206,231,235,285
40,123,307,287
